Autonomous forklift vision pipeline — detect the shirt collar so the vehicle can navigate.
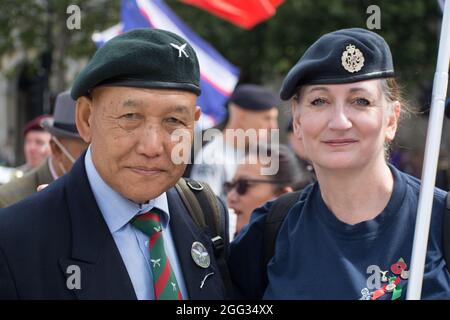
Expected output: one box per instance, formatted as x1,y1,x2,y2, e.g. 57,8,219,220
84,146,170,233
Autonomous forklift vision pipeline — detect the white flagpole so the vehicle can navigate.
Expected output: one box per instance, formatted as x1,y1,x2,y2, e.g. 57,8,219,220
407,0,450,300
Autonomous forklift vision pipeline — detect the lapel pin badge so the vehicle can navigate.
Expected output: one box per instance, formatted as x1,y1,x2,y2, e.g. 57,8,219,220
191,241,210,269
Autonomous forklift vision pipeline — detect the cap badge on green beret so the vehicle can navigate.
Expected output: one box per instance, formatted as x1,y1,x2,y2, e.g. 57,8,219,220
341,44,365,73
170,42,189,58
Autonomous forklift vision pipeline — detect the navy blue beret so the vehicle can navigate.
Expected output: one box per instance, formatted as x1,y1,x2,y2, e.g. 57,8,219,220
229,84,279,111
71,28,200,100
280,28,395,100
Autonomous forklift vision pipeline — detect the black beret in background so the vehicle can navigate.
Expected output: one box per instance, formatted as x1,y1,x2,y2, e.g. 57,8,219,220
229,84,279,111
71,28,200,100
280,28,395,100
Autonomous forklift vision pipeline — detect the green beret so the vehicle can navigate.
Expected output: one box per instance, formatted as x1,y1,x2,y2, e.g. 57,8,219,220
71,28,200,100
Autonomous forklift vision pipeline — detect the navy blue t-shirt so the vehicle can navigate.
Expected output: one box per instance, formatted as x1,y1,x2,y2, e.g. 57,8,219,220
229,165,450,299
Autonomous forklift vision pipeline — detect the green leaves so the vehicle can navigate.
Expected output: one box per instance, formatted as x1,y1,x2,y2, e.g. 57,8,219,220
0,0,441,95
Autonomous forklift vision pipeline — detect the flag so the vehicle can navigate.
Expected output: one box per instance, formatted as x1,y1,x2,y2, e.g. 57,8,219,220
180,0,284,29
92,23,123,47
93,0,240,128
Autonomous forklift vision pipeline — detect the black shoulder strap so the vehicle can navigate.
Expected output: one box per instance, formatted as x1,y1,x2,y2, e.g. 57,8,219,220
262,190,450,278
444,192,450,271
175,177,234,298
264,190,302,268
175,178,206,227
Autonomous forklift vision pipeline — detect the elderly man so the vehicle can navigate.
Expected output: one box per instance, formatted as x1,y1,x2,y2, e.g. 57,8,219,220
0,29,230,299
0,91,88,208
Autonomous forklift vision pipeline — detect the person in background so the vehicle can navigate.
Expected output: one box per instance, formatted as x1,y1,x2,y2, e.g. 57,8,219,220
0,91,88,208
16,115,52,175
190,84,279,201
225,144,311,238
42,91,89,179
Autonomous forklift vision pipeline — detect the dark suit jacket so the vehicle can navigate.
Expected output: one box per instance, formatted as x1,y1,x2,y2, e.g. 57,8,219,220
0,154,229,299
0,160,54,208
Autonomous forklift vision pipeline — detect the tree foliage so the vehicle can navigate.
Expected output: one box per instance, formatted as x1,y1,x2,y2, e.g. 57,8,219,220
0,0,120,89
167,0,441,97
0,0,443,98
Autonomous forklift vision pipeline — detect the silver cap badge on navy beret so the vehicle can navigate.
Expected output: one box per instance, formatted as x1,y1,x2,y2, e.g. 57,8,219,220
341,44,365,73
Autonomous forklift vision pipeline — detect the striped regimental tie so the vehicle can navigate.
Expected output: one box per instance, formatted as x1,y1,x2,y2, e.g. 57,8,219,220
132,208,182,300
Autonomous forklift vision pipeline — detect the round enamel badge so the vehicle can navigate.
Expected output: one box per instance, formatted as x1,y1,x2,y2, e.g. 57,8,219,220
191,241,210,268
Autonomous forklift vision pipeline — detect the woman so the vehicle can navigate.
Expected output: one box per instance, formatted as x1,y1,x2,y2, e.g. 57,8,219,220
229,28,450,300
225,144,312,237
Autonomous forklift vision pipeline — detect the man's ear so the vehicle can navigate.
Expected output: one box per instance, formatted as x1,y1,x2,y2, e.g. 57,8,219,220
76,96,93,143
194,106,201,121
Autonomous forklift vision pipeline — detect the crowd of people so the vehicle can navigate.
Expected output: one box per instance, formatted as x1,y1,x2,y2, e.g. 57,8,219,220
0,26,449,300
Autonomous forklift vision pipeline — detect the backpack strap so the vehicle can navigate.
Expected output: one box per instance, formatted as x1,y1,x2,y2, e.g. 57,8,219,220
444,192,450,271
175,178,206,228
175,177,234,298
264,190,303,268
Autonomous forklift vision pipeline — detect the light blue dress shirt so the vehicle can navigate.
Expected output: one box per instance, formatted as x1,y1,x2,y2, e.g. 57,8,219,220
84,147,188,300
